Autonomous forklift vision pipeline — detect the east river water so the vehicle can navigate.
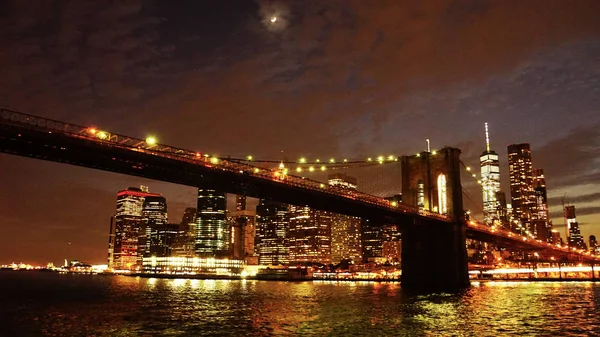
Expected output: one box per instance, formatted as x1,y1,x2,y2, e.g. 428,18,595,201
2,272,600,336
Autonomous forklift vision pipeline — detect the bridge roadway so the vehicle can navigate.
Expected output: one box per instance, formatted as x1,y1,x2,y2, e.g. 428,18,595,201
0,108,598,263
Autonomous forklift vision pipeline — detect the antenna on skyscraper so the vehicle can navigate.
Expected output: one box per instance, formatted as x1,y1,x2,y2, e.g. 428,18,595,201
485,122,490,152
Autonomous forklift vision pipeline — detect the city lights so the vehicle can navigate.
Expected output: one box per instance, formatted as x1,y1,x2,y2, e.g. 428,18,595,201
145,136,157,146
299,157,307,163
246,155,253,161
210,157,219,164
309,166,315,172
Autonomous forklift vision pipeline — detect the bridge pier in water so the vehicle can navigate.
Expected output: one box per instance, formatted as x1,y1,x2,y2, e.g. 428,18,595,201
400,147,470,288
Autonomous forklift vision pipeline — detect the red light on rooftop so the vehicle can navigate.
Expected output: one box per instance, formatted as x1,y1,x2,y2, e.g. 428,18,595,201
88,128,97,134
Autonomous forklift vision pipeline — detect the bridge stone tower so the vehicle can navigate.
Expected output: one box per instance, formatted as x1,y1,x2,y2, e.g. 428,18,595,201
400,147,469,288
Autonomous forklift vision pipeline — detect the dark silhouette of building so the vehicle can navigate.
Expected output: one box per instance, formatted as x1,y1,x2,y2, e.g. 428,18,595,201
565,206,586,250
149,224,179,257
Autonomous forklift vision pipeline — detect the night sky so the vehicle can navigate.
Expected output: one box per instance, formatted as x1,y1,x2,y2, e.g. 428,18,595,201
1,1,599,265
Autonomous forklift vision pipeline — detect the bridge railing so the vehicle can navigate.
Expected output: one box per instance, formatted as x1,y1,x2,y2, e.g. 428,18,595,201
0,108,450,221
467,220,598,260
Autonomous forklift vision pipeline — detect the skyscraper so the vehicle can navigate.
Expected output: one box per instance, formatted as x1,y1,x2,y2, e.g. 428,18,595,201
507,143,536,235
149,223,179,257
329,174,362,264
361,219,383,262
140,195,168,259
288,205,333,264
171,207,197,257
480,123,501,224
196,188,228,256
589,235,598,255
532,169,551,241
109,186,162,271
565,205,586,250
256,199,289,265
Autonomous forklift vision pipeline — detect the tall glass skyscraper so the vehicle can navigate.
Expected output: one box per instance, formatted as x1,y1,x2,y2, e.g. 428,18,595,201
532,169,551,241
195,188,228,257
256,199,290,265
108,186,162,271
565,205,586,250
480,123,501,224
507,143,536,235
140,195,168,259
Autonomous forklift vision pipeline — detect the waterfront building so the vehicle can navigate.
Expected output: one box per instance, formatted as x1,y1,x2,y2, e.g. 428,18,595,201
565,205,586,250
142,256,244,275
288,206,333,264
480,123,501,224
196,188,228,257
108,186,162,271
328,174,362,264
507,143,536,235
256,199,289,265
140,195,168,259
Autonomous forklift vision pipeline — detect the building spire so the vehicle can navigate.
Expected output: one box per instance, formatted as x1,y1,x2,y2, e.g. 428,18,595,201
485,122,490,152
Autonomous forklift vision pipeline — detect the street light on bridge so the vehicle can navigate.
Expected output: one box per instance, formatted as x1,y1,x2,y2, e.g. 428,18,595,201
145,136,157,146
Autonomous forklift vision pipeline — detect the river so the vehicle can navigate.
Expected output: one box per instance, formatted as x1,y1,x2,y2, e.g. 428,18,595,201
2,272,599,336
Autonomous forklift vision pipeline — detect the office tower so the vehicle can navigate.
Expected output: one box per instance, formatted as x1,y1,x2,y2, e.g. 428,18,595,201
288,205,333,264
565,205,586,250
149,224,179,257
532,169,551,241
382,225,401,264
256,199,289,265
329,174,362,264
171,207,197,257
140,195,168,259
196,188,228,257
480,123,501,224
507,143,536,235
589,235,598,255
107,216,116,268
362,219,383,262
109,186,161,270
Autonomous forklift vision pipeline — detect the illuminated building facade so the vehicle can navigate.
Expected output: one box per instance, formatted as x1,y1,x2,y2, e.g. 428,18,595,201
382,225,401,264
328,174,362,264
551,230,562,245
140,195,168,259
256,199,289,265
109,186,161,270
142,256,244,275
288,206,333,264
532,169,551,241
507,143,536,235
480,123,501,224
565,205,586,250
196,188,228,257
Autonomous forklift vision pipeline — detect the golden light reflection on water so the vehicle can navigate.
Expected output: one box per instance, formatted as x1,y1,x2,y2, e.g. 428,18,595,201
7,274,600,336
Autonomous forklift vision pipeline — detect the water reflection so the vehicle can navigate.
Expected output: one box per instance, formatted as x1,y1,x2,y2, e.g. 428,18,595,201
2,273,600,336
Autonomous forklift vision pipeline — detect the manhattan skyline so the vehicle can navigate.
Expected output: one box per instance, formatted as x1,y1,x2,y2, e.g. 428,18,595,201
1,1,600,264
